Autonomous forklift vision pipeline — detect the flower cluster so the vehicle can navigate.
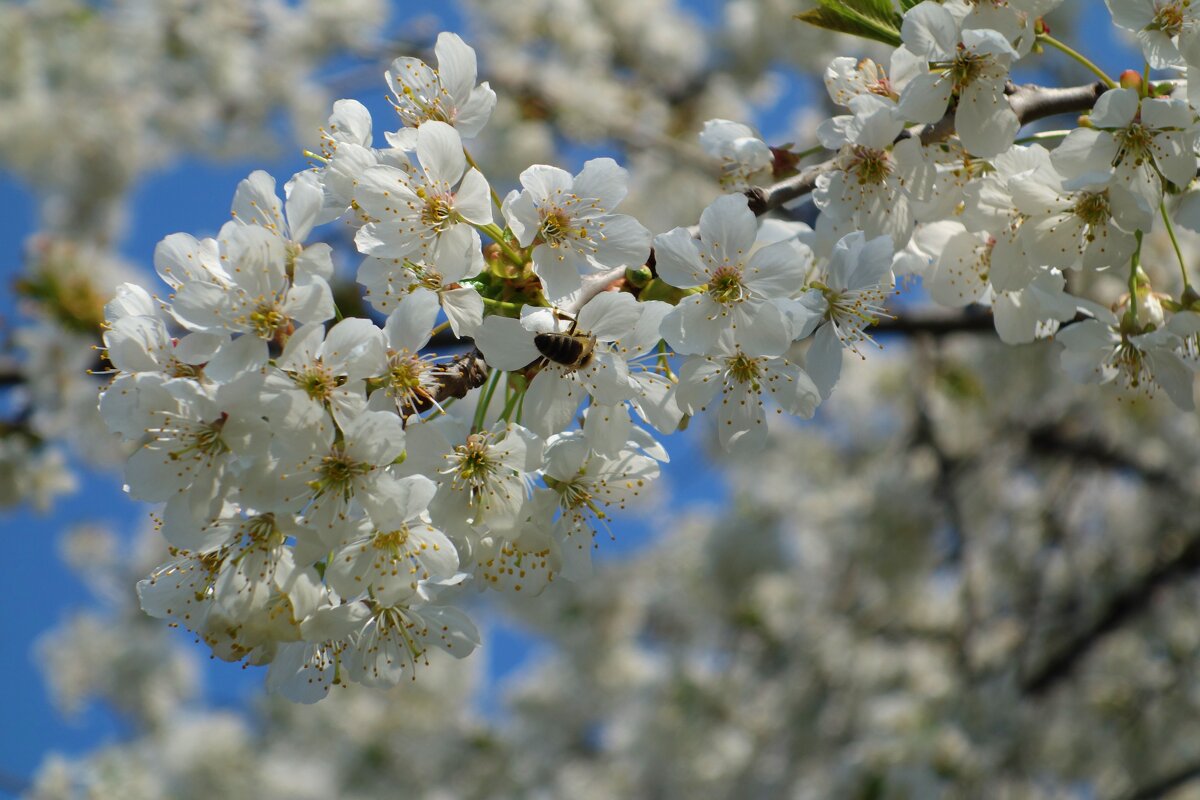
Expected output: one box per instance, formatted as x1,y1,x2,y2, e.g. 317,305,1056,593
98,1,1200,699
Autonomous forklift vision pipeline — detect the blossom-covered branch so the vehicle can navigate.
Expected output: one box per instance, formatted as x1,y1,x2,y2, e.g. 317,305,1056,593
85,0,1200,704
745,80,1110,216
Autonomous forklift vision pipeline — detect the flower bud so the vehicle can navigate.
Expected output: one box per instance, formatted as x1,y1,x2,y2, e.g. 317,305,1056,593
625,265,654,288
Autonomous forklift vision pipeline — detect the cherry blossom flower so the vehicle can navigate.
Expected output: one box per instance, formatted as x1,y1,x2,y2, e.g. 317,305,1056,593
896,3,1021,157
814,93,936,246
1106,0,1200,69
699,119,772,189
343,598,479,688
355,121,493,280
657,193,809,356
402,417,543,534
326,475,460,605
357,256,483,337
541,432,659,578
1059,314,1196,409
502,157,651,302
791,232,895,399
675,330,820,453
1052,88,1198,211
385,32,497,146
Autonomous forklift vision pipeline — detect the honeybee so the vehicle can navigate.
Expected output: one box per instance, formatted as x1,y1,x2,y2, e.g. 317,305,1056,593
534,330,597,370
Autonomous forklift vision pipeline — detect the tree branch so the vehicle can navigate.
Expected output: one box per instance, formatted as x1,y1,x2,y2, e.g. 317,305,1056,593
744,81,1108,217
1026,423,1187,495
1013,422,1200,694
0,356,23,387
1120,761,1200,800
870,307,997,336
1021,526,1200,696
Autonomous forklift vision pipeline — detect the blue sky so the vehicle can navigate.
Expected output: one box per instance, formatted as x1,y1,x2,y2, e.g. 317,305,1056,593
0,1,1140,792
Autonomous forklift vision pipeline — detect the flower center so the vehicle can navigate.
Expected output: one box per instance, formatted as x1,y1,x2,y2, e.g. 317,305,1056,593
374,526,411,551
384,351,443,416
407,261,444,291
1073,191,1112,229
311,449,372,498
725,353,763,391
708,265,746,305
297,362,338,402
819,280,894,356
445,433,501,501
390,358,424,393
421,194,456,233
950,47,989,90
166,357,203,380
244,514,281,545
1110,337,1154,390
539,208,574,246
169,412,229,461
394,80,454,127
249,301,288,339
849,145,893,185
1152,2,1185,36
1115,123,1155,167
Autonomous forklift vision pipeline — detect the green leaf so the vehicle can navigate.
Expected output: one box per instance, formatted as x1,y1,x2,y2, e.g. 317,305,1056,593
795,0,905,47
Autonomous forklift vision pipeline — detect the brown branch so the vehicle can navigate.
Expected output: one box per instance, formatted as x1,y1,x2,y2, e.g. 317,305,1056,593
1017,424,1200,695
1026,423,1186,495
745,80,1108,218
414,348,489,416
1120,761,1200,800
0,356,23,387
1021,527,1200,696
870,308,997,336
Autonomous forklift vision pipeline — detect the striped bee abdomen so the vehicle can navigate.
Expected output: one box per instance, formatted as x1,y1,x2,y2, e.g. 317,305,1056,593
534,332,596,369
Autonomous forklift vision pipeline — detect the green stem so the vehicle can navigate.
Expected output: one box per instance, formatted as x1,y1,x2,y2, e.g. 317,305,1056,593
429,320,452,338
480,295,526,317
1037,34,1118,89
1161,201,1191,292
792,143,827,161
1127,229,1144,326
463,147,505,212
499,376,526,422
472,368,501,433
475,222,526,265
656,340,675,381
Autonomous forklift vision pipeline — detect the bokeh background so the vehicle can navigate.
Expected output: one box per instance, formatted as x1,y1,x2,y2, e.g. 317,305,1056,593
4,2,1192,798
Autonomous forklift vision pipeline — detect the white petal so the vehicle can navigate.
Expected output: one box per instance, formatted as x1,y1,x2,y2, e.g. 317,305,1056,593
434,31,478,105
417,121,467,183
476,315,541,371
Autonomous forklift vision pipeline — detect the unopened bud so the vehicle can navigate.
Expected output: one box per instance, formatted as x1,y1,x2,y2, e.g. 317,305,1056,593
625,265,653,289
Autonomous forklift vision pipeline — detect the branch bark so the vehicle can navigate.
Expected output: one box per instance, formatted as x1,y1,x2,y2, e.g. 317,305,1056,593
744,81,1108,217
1016,425,1200,695
1021,527,1200,696
870,307,997,336
1121,761,1200,800
0,356,23,387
